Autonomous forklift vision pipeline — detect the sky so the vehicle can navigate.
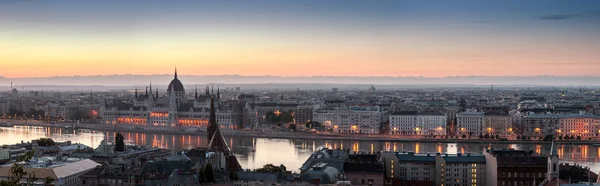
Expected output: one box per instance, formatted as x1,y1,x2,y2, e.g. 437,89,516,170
1,0,599,78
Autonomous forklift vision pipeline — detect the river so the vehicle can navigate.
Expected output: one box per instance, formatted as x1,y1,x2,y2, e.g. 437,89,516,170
1,125,600,172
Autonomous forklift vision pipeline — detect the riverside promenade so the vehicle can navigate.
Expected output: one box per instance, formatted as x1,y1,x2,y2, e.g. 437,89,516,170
4,120,598,145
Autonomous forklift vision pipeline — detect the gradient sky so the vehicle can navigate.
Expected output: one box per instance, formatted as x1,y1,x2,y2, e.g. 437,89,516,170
1,0,600,78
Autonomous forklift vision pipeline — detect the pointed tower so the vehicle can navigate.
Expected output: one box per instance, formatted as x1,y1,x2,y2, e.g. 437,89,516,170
207,97,218,142
155,88,159,100
217,87,220,99
135,87,138,99
547,139,559,181
205,86,210,95
195,86,198,100
145,86,149,98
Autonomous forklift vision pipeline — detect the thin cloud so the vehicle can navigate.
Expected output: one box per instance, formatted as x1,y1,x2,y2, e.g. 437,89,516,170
547,62,600,66
469,20,499,24
538,14,581,20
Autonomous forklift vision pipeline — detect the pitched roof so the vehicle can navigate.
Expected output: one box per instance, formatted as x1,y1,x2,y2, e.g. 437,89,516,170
0,159,100,179
208,128,230,154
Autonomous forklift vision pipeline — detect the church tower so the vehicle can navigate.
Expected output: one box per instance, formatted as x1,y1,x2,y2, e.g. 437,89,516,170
207,97,218,142
547,140,559,181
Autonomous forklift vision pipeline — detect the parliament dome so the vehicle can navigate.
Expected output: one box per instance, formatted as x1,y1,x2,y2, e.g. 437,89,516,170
167,69,185,92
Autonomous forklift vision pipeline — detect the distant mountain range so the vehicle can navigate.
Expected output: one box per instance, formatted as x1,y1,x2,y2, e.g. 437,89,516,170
0,75,599,91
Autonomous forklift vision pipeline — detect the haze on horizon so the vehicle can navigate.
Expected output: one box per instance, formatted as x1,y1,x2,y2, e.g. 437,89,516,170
1,0,600,78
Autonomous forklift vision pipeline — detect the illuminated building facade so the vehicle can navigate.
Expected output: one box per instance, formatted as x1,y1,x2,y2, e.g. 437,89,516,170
389,111,447,136
557,114,600,139
457,109,485,137
483,112,513,137
313,105,386,135
382,152,487,186
101,70,238,129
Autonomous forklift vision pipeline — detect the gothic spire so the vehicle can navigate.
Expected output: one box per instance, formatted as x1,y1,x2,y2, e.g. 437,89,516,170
550,139,558,158
145,86,149,97
207,97,218,142
149,81,152,98
174,67,178,79
194,86,198,100
135,87,138,99
217,87,220,99
205,86,209,95
155,88,158,100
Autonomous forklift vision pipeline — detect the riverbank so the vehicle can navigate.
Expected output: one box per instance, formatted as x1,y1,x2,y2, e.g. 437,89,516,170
5,121,599,145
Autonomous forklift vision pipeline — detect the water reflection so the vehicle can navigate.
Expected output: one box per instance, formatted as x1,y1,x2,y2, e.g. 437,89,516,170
2,126,600,172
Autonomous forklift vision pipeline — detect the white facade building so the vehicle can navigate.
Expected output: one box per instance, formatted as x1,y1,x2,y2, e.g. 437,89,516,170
313,105,385,134
483,113,513,137
457,109,485,137
389,111,447,136
558,114,600,139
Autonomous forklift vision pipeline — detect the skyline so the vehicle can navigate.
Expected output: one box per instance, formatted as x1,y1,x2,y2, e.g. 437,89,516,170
1,0,600,78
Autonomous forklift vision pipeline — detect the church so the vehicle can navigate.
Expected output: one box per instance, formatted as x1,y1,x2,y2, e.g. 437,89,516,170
101,69,242,130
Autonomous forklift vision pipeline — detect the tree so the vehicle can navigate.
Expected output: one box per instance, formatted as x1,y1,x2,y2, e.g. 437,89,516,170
543,134,554,141
461,134,467,139
44,177,55,186
288,124,297,131
26,108,38,119
256,163,284,173
571,135,576,140
516,135,521,140
266,110,294,125
478,134,484,139
564,135,570,140
305,121,321,129
484,134,490,139
37,138,55,147
229,171,238,181
495,135,500,140
8,107,24,117
577,135,582,140
205,164,214,182
521,136,527,140
115,132,125,152
558,135,563,140
198,170,205,183
0,150,36,186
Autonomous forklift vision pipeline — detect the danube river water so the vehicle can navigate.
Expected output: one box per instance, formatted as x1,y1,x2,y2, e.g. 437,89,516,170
1,125,600,172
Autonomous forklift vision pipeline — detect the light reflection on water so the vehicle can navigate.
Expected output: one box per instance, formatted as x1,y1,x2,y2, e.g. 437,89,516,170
2,126,600,172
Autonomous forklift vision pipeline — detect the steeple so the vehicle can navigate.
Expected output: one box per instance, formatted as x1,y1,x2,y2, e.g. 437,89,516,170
194,86,198,100
211,85,214,95
174,67,178,79
205,86,209,95
155,88,158,100
547,139,559,181
207,97,218,142
149,82,153,99
217,87,220,99
135,87,138,99
145,86,149,97
550,139,558,158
